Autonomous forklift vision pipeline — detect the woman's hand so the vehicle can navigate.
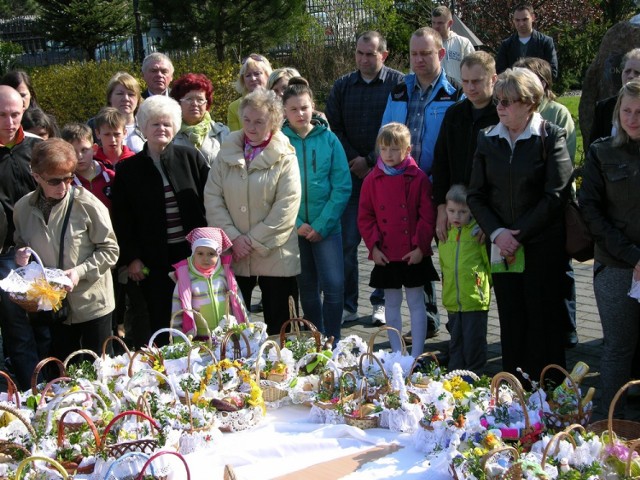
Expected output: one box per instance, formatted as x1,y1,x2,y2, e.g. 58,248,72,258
232,235,253,260
435,205,449,243
495,229,521,257
634,260,640,281
15,247,31,267
403,247,424,265
372,245,389,266
63,269,79,291
128,259,146,282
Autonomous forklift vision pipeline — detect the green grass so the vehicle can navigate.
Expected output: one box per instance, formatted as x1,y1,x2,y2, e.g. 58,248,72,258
557,95,583,166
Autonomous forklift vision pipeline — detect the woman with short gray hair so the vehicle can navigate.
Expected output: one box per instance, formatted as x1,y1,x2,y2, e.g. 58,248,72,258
112,95,210,345
467,67,573,383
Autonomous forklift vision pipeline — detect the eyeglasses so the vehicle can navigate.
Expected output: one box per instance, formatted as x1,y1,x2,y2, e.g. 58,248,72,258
180,97,207,106
36,173,75,186
493,97,521,108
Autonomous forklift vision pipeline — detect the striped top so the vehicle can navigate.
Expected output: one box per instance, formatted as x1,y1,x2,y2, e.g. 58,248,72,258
153,158,185,244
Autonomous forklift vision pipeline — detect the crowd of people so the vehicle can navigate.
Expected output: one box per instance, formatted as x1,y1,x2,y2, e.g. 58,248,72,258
0,3,638,421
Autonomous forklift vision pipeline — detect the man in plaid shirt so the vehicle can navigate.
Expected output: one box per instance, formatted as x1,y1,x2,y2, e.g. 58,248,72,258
325,31,404,327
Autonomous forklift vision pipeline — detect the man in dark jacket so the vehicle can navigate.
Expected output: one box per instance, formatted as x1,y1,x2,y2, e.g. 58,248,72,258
0,85,44,390
433,51,499,240
496,3,558,80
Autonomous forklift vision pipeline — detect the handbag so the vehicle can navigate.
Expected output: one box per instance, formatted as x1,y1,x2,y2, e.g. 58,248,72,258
540,121,594,262
564,199,594,262
29,187,75,326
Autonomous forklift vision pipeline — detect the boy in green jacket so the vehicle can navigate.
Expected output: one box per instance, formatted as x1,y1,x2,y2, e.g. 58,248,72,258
438,185,491,372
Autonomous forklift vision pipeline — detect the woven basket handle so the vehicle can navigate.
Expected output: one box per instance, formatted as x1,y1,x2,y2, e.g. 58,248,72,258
15,455,69,479
407,351,439,387
540,430,577,468
31,356,66,395
367,326,407,355
186,342,218,375
563,423,586,435
220,329,251,359
358,352,389,384
57,408,101,449
63,349,99,369
606,379,640,445
540,363,585,417
170,308,211,345
136,450,191,480
38,376,73,408
0,370,20,405
490,371,531,430
480,446,519,472
126,369,179,402
0,403,36,437
48,388,109,433
279,318,322,351
102,335,132,359
339,371,358,401
101,410,160,448
149,327,193,347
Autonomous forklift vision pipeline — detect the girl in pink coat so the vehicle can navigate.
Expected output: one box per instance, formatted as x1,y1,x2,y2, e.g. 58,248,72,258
358,123,437,357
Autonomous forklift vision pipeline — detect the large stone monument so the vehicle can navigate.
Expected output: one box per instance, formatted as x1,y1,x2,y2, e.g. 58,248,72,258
579,15,640,149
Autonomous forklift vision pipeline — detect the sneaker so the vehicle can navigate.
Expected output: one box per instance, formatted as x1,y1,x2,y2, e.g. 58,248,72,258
341,310,358,324
427,320,439,338
565,330,579,349
371,305,386,326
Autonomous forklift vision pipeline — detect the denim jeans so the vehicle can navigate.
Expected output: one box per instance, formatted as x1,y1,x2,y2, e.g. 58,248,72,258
341,197,361,313
0,251,51,390
298,233,344,343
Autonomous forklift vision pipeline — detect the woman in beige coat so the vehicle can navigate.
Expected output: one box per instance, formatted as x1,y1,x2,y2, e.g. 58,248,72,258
14,139,119,362
205,89,300,334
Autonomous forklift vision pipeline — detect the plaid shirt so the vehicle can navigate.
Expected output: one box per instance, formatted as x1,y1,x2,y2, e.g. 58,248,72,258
325,66,404,166
406,80,435,166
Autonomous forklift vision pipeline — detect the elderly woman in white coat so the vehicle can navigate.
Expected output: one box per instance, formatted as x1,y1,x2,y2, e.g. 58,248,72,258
205,89,301,334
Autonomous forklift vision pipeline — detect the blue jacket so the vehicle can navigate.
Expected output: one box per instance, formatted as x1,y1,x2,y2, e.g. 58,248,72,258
381,71,460,175
282,119,351,238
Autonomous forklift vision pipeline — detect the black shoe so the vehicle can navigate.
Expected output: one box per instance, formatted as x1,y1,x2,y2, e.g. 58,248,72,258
250,300,263,313
427,322,439,339
565,330,579,349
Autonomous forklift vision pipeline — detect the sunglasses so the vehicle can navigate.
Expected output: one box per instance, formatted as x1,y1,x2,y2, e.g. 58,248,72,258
36,173,75,186
493,97,521,108
242,53,266,65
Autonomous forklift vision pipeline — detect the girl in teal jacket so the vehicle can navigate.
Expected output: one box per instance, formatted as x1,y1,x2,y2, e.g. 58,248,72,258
282,77,351,344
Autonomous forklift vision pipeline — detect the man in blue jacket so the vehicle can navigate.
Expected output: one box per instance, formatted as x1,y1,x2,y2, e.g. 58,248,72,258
496,3,558,80
381,26,462,339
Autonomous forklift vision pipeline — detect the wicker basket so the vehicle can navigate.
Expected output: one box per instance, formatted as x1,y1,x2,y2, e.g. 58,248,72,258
540,363,592,431
136,450,191,480
219,329,252,360
100,410,161,457
480,446,523,480
489,372,543,450
358,352,391,402
256,340,289,404
0,370,20,406
14,455,70,479
625,438,640,478
53,408,101,475
30,356,67,395
540,429,577,471
7,250,68,313
406,351,440,393
343,381,379,430
46,388,109,433
277,316,323,352
588,379,640,442
0,403,35,458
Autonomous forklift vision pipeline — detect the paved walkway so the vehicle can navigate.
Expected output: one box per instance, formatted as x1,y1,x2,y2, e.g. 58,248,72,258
250,243,640,422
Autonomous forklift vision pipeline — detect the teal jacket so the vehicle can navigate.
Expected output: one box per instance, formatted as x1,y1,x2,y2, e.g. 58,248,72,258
283,119,351,238
438,220,491,312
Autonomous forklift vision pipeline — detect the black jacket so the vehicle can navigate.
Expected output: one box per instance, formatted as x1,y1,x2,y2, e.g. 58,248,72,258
468,120,572,244
0,133,40,251
579,138,640,269
588,95,616,148
111,143,209,270
432,99,499,206
496,30,558,79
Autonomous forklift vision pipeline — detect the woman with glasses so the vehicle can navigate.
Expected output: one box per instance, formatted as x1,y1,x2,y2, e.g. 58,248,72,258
111,96,209,346
580,80,640,419
467,68,572,383
227,53,273,132
170,73,230,166
13,139,119,361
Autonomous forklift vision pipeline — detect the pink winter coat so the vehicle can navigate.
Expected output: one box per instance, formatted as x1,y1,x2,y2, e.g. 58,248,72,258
358,158,436,261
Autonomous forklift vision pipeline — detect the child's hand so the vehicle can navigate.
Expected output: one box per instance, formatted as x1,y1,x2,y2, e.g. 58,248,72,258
402,247,423,265
305,228,323,243
297,223,312,237
372,245,388,266
128,259,146,282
